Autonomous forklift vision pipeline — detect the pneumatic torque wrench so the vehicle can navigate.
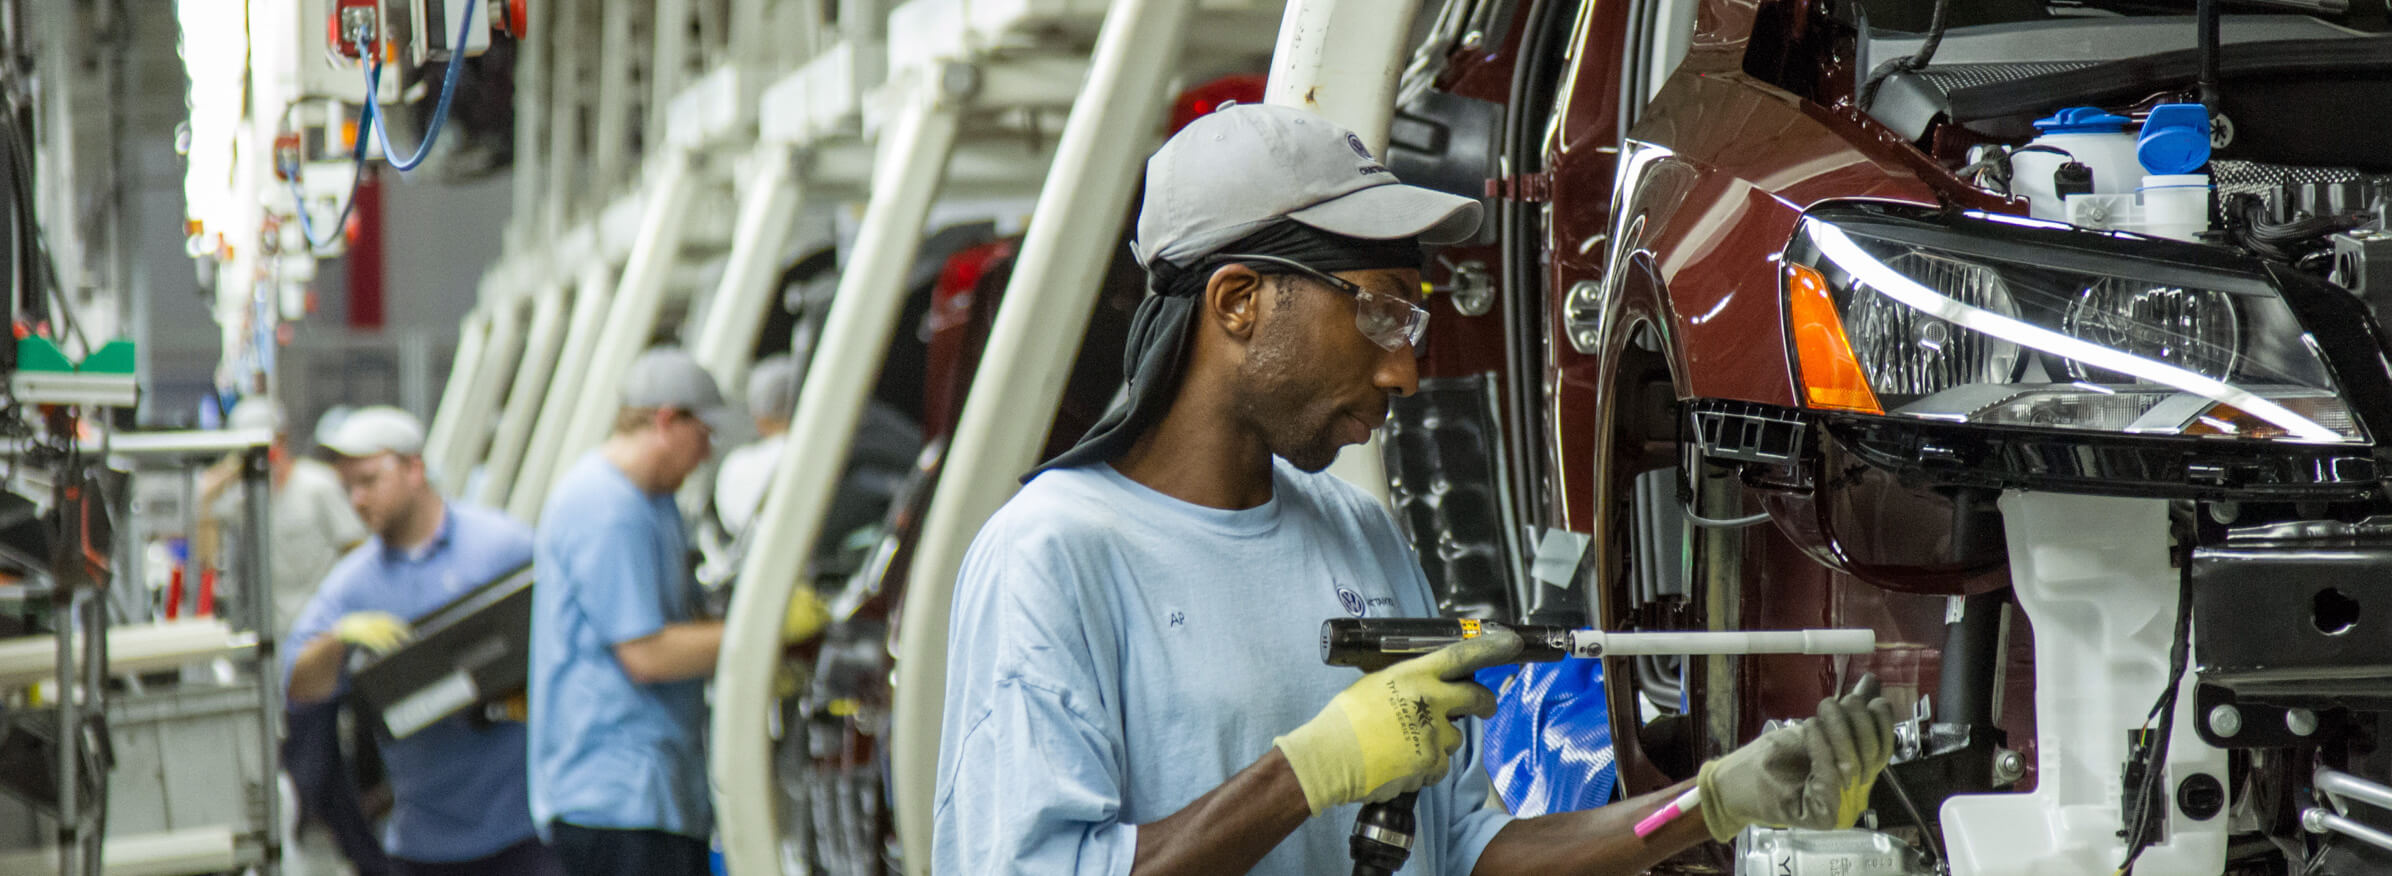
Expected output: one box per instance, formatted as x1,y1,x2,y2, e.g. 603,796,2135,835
1319,617,1877,875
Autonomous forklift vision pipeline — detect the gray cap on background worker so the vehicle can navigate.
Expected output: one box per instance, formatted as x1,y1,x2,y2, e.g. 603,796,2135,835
621,346,734,437
745,355,799,430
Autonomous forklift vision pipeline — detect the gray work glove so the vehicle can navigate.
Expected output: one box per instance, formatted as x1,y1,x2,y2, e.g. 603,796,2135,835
1693,674,1897,843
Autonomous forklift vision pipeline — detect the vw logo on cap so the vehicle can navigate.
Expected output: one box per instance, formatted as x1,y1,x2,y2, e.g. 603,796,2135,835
1345,132,1373,160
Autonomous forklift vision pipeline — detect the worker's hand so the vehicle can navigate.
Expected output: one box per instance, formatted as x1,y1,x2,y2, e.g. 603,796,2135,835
781,587,831,644
1695,674,1897,843
1274,628,1522,816
331,611,414,655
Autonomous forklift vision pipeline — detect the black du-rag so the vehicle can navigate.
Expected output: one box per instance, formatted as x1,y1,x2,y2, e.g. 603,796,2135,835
1023,219,1425,481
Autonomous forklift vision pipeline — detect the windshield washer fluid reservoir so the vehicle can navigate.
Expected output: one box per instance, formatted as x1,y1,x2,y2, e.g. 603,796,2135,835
2014,107,2142,221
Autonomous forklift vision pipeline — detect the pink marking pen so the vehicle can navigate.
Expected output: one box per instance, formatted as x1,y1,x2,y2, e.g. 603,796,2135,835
1633,787,1703,839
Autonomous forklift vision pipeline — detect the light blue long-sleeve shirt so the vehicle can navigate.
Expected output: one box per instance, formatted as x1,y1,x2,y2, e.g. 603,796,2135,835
935,460,1511,875
284,501,537,863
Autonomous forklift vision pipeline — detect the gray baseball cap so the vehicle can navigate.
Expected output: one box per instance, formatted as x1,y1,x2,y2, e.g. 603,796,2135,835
746,354,799,423
323,405,426,458
1134,103,1481,268
622,346,734,435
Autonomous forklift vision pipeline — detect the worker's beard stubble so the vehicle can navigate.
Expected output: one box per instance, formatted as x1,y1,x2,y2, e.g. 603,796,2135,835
1234,301,1349,474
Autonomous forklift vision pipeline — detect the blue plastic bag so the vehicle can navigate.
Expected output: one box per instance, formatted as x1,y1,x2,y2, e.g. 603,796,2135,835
1474,659,1617,816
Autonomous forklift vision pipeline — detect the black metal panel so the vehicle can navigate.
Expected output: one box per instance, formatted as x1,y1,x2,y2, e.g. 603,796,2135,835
1382,375,1522,620
1830,417,2383,501
350,565,535,738
2193,518,2392,708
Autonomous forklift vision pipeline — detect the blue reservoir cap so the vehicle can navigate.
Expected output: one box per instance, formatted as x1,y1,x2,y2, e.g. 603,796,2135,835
2138,103,2213,175
2034,106,2133,134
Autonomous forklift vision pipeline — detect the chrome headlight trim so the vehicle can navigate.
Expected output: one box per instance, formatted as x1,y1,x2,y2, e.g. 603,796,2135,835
1792,213,2367,445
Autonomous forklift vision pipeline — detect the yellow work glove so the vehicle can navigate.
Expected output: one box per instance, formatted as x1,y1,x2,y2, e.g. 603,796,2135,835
781,586,831,644
1695,674,1896,843
331,611,414,655
1273,628,1522,816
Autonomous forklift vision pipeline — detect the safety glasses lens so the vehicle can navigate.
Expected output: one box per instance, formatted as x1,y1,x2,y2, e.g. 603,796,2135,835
1354,290,1429,355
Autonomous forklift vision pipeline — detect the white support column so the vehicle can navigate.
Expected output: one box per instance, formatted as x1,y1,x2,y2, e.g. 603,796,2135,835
1262,0,1422,146
649,0,692,159
689,147,804,392
438,300,529,497
545,0,585,233
883,1,1198,871
591,0,639,195
479,283,570,507
1262,0,1430,507
509,262,618,522
509,0,547,247
548,151,703,487
712,83,960,876
423,309,493,481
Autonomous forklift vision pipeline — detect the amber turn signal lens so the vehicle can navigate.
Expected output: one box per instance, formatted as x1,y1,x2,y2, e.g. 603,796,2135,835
1786,264,1884,415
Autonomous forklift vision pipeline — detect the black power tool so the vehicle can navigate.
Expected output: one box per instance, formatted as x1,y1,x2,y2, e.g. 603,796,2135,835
1317,617,1876,874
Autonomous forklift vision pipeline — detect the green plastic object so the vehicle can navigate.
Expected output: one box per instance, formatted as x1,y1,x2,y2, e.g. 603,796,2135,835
78,338,137,374
15,336,74,373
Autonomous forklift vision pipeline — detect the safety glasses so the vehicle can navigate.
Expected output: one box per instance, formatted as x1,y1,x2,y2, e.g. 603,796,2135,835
1217,252,1430,355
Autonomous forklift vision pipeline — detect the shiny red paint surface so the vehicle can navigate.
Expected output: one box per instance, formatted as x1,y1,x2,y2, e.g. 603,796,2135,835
1509,0,2046,805
922,240,1019,441
1541,0,1635,534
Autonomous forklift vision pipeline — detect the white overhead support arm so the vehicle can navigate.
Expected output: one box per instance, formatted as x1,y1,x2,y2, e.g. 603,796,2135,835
545,0,587,234
884,0,1199,871
437,299,529,496
479,283,570,507
711,80,961,876
591,0,640,196
423,308,494,480
509,0,548,248
1263,0,1429,507
545,151,703,491
509,260,619,521
690,147,806,393
650,0,693,159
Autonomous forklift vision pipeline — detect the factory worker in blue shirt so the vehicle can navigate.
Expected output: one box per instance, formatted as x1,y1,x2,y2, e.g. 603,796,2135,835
528,347,829,876
285,406,562,876
934,104,1897,875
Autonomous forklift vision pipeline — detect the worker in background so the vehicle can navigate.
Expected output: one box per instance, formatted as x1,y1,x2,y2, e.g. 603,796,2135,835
935,104,1897,874
528,347,828,876
285,406,561,876
197,398,367,636
712,353,796,538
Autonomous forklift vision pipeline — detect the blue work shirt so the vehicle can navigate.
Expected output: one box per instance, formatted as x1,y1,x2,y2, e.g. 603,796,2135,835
528,453,709,839
283,501,538,863
935,461,1512,875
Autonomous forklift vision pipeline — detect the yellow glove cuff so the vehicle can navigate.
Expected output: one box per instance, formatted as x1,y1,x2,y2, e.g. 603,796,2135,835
782,587,831,643
1837,776,1877,829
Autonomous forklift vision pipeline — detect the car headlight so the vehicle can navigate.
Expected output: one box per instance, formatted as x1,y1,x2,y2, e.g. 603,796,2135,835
1783,210,2366,444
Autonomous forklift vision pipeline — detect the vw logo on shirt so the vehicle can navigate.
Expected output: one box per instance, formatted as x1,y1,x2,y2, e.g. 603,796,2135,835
1336,585,1367,618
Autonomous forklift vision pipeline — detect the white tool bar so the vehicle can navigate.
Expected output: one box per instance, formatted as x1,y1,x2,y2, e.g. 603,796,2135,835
1570,628,1877,658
